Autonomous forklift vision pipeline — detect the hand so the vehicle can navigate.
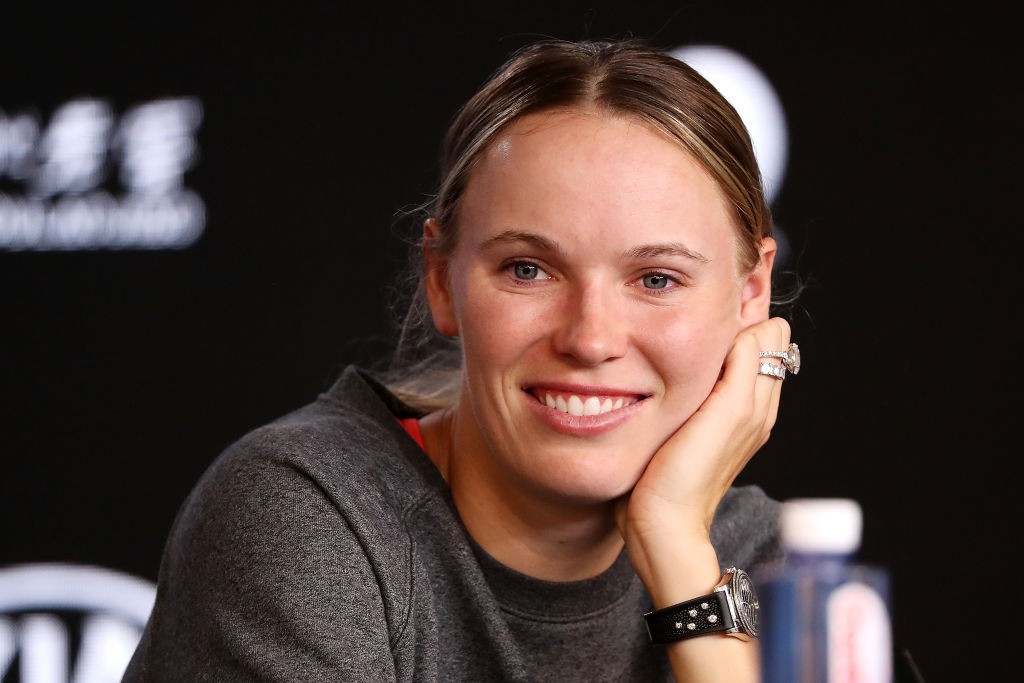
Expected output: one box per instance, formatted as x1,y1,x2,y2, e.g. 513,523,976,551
616,317,791,604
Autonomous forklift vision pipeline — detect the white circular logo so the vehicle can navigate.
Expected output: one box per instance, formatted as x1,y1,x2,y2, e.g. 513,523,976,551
670,45,789,202
0,563,155,683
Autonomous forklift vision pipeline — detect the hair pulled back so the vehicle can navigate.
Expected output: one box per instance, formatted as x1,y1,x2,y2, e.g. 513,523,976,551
387,39,774,411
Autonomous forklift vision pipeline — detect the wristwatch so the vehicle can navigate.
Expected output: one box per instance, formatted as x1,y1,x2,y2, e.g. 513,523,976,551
644,567,760,644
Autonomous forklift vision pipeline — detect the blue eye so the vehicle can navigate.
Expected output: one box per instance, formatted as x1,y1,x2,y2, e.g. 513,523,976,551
513,262,542,280
642,273,671,289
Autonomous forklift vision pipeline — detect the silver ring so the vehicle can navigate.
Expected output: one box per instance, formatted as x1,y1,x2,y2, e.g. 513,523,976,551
757,361,786,380
759,342,800,375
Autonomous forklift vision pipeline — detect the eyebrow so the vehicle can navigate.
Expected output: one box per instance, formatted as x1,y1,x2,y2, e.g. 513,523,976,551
478,229,710,264
624,243,710,264
479,230,566,256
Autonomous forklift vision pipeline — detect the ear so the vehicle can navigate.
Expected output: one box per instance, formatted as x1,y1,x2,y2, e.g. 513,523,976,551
738,237,777,325
423,218,459,337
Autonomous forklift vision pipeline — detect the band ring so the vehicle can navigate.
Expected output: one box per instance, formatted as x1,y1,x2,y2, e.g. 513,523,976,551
757,361,786,380
758,342,801,375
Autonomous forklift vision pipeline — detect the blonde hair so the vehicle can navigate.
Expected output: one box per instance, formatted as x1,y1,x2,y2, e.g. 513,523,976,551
386,39,774,412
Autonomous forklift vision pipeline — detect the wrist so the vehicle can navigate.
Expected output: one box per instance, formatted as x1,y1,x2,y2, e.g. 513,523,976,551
645,567,761,644
630,535,722,610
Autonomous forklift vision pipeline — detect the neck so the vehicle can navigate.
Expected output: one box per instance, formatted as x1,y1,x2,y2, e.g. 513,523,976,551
419,407,624,582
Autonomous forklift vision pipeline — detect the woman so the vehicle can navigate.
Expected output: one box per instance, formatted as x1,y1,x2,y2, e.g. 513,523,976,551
125,39,795,682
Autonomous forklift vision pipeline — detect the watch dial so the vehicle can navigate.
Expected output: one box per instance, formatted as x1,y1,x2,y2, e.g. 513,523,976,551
735,571,760,637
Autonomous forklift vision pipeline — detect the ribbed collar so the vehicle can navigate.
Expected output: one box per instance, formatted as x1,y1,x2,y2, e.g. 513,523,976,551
470,538,642,622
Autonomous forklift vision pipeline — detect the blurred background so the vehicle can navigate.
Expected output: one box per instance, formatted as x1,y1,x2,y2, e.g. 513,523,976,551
1,2,1018,680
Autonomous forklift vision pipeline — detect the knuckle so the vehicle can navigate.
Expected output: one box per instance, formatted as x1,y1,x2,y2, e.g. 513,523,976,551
737,326,759,345
772,317,791,339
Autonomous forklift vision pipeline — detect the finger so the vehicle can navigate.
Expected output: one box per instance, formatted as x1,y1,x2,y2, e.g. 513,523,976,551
706,327,768,460
706,329,761,430
751,318,791,435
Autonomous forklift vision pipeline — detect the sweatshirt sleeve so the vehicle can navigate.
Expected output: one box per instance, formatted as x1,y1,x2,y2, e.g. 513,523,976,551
711,484,783,572
123,431,404,682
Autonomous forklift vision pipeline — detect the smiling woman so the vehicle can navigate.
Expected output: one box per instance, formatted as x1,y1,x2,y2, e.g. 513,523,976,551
124,39,793,682
421,109,771,530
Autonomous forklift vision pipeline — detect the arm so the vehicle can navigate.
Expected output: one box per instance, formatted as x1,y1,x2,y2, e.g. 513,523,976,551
618,318,791,682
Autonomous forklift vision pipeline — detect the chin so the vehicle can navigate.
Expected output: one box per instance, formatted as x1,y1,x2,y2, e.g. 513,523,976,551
530,458,649,507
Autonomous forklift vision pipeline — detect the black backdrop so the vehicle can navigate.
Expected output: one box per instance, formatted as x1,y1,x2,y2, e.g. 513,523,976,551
2,2,1019,679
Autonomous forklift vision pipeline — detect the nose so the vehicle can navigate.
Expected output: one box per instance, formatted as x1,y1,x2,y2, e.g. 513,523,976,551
551,283,629,366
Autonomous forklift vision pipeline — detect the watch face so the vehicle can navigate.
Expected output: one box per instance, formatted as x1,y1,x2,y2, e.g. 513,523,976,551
733,569,760,637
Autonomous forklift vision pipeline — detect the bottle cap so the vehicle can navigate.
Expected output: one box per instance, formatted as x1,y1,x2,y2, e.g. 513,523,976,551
780,498,863,554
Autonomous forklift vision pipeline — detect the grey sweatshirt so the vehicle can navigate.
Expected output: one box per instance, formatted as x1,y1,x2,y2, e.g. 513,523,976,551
124,367,781,681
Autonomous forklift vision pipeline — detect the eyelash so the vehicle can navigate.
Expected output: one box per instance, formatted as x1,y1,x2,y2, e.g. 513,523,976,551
505,260,552,284
626,270,684,296
634,271,685,296
502,260,685,295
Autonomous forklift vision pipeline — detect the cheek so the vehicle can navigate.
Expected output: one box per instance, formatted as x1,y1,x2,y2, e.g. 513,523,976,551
453,271,548,373
650,307,742,410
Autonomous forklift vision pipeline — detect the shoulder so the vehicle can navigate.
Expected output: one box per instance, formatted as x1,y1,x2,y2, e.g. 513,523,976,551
165,365,441,602
167,366,426,568
711,485,782,571
196,366,442,525
131,368,440,678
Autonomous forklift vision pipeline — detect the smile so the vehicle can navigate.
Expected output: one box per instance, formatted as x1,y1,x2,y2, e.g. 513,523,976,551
528,389,644,416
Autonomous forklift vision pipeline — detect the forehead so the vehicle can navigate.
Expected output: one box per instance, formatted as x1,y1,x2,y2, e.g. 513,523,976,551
459,109,739,260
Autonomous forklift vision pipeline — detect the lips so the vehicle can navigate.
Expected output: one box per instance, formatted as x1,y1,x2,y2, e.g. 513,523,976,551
526,387,645,416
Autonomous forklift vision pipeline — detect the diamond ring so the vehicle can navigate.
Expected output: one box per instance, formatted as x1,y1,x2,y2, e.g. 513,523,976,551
757,361,786,380
759,342,800,375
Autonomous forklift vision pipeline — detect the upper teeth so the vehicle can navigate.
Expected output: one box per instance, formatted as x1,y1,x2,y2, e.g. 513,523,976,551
543,393,626,416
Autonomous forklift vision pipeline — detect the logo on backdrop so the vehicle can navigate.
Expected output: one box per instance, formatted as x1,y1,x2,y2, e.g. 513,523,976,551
0,97,205,251
0,563,156,683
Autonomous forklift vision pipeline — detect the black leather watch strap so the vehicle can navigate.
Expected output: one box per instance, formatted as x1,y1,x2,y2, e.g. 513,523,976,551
644,590,736,644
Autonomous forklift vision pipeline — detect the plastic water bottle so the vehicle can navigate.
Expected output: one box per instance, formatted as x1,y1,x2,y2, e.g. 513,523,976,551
758,498,893,683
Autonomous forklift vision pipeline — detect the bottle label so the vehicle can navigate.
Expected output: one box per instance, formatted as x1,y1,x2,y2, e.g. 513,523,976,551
827,581,892,683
